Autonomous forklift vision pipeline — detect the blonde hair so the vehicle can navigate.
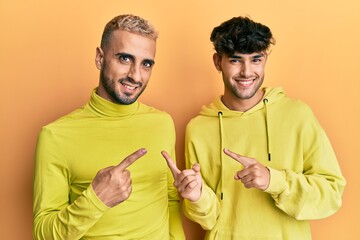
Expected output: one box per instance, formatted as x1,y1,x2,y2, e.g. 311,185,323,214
101,14,158,49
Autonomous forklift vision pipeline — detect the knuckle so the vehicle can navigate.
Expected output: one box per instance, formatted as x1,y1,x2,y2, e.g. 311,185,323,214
119,184,129,192
184,175,193,182
109,168,118,176
189,181,197,189
124,170,130,176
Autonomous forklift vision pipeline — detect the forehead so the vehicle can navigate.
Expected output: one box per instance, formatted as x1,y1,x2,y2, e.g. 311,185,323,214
106,30,156,59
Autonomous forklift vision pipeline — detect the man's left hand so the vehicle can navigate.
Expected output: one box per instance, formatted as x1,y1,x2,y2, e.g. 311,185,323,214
224,148,270,190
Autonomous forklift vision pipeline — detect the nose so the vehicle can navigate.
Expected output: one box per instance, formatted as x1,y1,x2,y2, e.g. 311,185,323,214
240,62,251,78
127,63,141,83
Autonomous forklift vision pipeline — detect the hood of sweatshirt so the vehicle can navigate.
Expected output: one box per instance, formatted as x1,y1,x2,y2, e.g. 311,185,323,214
198,87,285,200
199,87,285,117
200,86,285,161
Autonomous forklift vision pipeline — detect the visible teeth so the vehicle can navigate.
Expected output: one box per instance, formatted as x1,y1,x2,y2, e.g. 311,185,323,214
239,80,253,85
123,83,136,90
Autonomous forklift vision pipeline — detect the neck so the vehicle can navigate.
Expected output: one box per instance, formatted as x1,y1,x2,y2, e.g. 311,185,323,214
222,89,265,112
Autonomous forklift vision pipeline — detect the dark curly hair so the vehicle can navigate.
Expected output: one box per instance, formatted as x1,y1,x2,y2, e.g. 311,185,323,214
210,16,275,55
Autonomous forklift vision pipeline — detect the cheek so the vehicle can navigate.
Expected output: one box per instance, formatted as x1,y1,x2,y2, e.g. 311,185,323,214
255,65,266,75
222,68,237,79
104,63,129,78
141,70,153,82
256,70,265,78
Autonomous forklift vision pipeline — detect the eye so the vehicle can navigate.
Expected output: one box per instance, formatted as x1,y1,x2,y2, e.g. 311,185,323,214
229,59,240,63
142,60,154,69
119,55,131,63
116,54,133,64
253,58,261,62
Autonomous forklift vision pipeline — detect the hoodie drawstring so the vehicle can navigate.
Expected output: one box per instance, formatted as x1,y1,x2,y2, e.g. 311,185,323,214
218,111,224,200
263,98,271,161
217,99,270,200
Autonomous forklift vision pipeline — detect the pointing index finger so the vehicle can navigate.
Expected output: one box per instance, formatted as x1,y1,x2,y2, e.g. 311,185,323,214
161,151,181,178
117,148,147,171
224,148,253,168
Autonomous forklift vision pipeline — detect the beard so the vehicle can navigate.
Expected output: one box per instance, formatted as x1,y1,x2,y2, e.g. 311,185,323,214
100,69,147,105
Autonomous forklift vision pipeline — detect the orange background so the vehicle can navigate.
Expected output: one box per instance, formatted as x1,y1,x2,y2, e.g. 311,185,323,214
1,1,359,239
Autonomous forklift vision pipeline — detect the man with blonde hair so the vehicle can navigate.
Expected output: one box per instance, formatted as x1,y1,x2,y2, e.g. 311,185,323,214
33,14,185,239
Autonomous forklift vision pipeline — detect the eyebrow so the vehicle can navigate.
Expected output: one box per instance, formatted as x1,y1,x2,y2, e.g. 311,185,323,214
230,53,265,59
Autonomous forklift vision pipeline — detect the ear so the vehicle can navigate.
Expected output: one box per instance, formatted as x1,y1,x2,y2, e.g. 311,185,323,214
95,47,104,70
213,53,222,71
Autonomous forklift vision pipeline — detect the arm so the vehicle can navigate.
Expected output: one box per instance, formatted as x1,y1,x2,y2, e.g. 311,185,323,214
225,127,345,220
33,127,146,239
162,149,218,233
181,140,220,230
33,127,109,240
183,184,220,230
265,127,346,220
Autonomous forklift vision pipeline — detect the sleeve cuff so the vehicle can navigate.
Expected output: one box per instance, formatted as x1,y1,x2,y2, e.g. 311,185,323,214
264,167,287,195
83,184,111,212
184,185,213,212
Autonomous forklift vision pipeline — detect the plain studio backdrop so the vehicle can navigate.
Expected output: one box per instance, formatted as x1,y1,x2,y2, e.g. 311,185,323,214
0,1,359,239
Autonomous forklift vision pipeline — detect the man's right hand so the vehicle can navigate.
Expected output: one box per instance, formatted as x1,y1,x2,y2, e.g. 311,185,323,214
91,148,147,208
161,151,202,202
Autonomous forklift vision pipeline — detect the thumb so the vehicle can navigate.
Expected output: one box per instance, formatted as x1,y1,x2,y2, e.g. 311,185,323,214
192,163,201,174
161,151,181,178
223,148,254,167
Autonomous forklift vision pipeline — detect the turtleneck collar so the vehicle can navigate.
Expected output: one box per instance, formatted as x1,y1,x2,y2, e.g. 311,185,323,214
88,88,139,117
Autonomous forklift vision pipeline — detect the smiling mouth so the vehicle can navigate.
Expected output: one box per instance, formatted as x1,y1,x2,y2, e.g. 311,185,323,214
236,79,255,87
122,83,137,90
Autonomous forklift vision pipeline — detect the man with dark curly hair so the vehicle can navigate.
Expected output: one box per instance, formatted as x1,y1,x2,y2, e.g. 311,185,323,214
163,16,345,239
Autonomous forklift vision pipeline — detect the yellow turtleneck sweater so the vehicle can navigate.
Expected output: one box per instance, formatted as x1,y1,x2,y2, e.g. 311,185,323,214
33,89,184,239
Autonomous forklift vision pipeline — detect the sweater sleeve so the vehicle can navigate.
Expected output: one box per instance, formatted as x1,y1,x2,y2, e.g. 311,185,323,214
265,119,346,220
33,127,109,240
183,184,220,230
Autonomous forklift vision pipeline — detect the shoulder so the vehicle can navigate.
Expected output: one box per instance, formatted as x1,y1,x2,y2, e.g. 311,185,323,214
42,106,87,130
272,96,323,135
185,114,219,140
138,102,175,124
274,96,315,118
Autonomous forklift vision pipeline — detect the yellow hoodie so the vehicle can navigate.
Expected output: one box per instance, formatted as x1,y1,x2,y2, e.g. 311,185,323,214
183,87,345,240
33,89,185,239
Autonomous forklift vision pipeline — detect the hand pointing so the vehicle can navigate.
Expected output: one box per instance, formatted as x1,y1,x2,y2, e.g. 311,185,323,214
224,148,270,190
161,151,202,202
92,148,147,207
